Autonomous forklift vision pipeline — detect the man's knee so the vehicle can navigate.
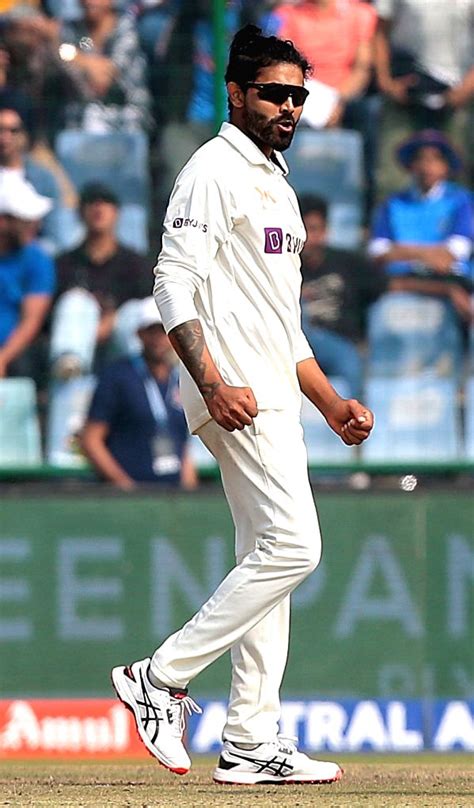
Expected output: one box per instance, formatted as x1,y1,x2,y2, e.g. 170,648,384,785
268,534,322,578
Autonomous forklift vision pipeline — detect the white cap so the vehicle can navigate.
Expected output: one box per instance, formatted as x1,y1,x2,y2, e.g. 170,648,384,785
0,173,53,221
136,296,163,331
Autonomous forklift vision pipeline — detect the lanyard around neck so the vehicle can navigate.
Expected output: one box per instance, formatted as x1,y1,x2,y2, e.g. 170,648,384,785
133,355,170,430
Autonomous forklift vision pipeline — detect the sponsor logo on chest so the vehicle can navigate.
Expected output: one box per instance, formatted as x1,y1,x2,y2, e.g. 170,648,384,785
264,227,304,255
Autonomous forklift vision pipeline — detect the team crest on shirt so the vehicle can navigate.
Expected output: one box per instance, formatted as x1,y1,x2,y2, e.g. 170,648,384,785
255,187,277,207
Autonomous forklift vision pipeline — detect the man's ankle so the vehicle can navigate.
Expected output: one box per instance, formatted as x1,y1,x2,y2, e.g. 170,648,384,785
227,739,261,750
147,666,187,696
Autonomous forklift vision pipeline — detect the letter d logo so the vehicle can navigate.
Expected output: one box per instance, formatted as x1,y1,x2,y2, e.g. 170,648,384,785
264,227,283,254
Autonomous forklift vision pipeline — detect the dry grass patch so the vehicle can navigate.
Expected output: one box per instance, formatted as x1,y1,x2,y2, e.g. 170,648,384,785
0,754,472,807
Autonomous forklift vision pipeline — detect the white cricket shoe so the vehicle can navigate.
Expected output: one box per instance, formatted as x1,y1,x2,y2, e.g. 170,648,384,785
111,658,201,774
213,737,343,785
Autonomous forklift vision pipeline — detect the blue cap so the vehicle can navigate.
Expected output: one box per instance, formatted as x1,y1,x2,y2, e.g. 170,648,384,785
396,129,462,173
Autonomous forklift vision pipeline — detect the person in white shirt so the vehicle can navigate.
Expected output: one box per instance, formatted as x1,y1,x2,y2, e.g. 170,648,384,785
111,24,374,785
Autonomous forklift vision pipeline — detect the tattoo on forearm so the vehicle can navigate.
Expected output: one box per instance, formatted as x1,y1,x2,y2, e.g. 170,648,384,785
199,380,221,400
170,320,220,401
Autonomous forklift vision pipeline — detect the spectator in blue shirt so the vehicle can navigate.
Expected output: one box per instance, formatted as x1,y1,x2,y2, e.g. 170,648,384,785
81,297,197,491
0,173,55,381
369,130,473,325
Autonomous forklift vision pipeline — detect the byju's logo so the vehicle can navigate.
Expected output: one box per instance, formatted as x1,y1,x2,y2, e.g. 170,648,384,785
264,227,283,254
172,216,208,233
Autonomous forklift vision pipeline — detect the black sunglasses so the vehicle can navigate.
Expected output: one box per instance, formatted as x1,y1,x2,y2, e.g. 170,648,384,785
246,82,309,107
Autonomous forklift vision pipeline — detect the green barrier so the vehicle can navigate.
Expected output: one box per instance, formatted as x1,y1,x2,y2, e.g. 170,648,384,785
0,492,472,700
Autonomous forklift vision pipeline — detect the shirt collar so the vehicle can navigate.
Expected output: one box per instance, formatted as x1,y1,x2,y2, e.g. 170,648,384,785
410,180,446,201
218,122,289,176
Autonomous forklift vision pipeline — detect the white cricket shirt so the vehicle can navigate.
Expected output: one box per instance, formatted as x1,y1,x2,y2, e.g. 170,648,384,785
153,122,313,433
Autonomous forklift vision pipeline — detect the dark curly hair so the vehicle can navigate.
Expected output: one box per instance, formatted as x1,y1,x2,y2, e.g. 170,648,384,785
225,24,312,90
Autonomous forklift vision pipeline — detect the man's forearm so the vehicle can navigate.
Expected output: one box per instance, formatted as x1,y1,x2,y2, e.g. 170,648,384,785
297,357,340,418
382,244,454,266
446,66,474,105
168,319,224,402
81,426,135,489
0,320,41,366
389,277,452,296
339,41,372,100
374,20,392,86
169,319,258,431
1,296,51,367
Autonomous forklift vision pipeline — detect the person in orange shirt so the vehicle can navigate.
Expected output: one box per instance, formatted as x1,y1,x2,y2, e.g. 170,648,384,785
263,0,379,214
0,1,41,12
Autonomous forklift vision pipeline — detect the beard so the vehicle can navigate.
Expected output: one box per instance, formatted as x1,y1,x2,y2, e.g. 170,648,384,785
243,107,296,153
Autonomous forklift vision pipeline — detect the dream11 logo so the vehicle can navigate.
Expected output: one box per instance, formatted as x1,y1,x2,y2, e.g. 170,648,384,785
264,227,283,254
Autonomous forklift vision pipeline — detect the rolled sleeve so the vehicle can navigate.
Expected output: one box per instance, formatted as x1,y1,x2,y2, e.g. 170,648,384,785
368,237,393,258
445,235,472,262
295,329,314,364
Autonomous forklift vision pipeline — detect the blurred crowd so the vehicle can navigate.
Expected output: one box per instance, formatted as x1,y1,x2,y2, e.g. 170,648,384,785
0,0,473,485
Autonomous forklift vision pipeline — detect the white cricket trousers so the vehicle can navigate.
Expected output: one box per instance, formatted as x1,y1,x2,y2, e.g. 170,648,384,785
150,409,322,743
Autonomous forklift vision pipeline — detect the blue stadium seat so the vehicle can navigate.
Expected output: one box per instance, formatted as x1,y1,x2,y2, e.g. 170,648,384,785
284,128,363,249
46,0,133,17
301,377,357,464
48,207,84,254
116,204,149,254
47,376,96,467
111,298,143,358
55,130,150,207
45,0,81,20
0,378,42,466
361,376,461,462
367,292,464,378
464,376,474,460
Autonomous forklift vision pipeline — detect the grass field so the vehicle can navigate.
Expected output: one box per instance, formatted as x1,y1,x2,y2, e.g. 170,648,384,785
1,755,472,807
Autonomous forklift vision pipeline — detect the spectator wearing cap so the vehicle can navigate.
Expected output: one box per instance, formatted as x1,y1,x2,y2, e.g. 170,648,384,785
368,130,474,326
81,296,198,490
53,181,151,374
374,0,474,197
0,104,64,252
0,172,55,381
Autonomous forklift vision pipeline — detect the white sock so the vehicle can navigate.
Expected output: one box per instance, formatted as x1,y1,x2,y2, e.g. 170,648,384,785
230,741,261,750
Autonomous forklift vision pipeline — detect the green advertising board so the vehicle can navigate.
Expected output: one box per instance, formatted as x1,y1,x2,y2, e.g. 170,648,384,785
0,491,472,700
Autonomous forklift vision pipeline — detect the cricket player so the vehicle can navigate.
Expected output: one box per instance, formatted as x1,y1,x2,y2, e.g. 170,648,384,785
112,24,374,785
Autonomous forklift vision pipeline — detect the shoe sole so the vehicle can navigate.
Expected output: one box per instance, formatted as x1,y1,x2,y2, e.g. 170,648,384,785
213,767,343,785
110,666,189,775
